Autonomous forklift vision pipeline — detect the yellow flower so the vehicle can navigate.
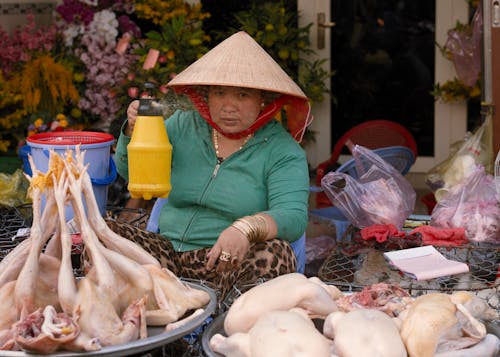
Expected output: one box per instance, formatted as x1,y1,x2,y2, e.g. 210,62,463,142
59,119,68,128
70,108,82,118
34,118,44,128
189,38,202,46
56,113,67,121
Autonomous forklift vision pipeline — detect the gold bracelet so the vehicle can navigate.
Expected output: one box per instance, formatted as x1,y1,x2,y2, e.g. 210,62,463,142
231,219,253,240
231,213,269,242
252,214,268,242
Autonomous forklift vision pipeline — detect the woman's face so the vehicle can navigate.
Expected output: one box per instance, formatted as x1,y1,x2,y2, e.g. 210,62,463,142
207,86,263,134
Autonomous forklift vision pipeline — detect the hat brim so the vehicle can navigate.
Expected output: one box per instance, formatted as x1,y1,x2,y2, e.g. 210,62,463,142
167,31,308,100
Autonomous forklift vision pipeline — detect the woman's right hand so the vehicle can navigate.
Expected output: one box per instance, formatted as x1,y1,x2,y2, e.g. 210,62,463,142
206,226,250,272
125,100,140,136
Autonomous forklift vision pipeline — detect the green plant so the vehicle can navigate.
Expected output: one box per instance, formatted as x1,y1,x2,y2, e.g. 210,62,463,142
299,59,333,104
431,77,480,103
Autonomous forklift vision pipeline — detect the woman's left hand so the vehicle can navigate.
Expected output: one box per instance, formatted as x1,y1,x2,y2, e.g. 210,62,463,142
206,226,250,272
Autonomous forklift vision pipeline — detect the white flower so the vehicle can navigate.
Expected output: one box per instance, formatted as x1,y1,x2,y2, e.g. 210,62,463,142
88,9,119,47
63,24,84,47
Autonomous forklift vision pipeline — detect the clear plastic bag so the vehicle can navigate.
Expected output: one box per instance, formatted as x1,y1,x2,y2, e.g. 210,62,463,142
430,164,500,244
425,117,493,197
321,145,416,229
444,6,482,87
0,169,30,207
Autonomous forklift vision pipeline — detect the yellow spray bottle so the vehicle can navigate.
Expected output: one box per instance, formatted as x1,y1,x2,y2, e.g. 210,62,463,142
127,84,172,200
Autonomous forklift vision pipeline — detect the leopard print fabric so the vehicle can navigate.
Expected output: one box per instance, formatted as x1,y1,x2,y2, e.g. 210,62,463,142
105,219,297,300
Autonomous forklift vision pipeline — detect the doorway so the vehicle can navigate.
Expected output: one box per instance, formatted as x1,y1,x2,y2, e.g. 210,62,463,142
299,0,470,172
330,0,435,156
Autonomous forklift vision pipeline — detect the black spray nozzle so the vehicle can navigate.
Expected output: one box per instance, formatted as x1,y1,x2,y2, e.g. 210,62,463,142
138,83,162,116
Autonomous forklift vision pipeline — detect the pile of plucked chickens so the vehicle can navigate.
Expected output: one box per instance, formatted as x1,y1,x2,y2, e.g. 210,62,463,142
210,273,500,357
0,148,210,353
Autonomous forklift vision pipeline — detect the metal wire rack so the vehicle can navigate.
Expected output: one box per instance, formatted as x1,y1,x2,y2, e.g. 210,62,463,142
318,241,500,310
219,278,269,313
0,205,31,261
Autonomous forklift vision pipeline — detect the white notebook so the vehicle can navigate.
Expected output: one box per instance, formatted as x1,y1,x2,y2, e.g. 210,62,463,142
383,246,469,281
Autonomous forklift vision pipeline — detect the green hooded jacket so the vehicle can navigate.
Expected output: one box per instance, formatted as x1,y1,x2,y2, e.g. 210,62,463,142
115,110,309,251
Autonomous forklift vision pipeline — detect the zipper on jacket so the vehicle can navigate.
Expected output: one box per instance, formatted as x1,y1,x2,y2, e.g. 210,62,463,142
178,159,220,250
212,161,221,177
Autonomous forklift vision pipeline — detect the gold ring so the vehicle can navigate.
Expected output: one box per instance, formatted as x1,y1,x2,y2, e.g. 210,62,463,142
219,251,231,262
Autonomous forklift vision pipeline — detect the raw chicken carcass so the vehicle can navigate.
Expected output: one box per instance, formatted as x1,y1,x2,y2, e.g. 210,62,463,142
335,282,413,317
63,157,148,348
211,308,334,357
323,309,407,357
399,292,493,357
435,333,500,357
73,278,146,348
144,265,211,326
0,281,18,350
224,273,340,335
13,305,79,354
14,171,60,318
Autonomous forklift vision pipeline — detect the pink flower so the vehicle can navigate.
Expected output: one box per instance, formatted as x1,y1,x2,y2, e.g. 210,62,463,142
128,87,139,98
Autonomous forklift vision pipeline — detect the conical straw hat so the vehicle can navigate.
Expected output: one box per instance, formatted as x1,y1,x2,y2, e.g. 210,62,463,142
167,31,307,99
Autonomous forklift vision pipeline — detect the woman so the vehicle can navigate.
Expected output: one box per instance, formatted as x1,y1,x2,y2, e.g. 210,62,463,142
112,31,312,299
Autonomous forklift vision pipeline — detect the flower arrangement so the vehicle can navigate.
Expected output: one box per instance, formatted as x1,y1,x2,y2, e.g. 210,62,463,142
56,0,141,131
0,0,331,153
0,0,211,153
0,14,81,152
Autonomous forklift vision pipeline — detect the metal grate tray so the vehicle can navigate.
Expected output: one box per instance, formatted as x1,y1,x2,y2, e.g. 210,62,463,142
318,242,500,310
0,205,31,261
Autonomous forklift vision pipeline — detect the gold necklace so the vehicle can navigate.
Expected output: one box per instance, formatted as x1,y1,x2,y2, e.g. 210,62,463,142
213,129,252,162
